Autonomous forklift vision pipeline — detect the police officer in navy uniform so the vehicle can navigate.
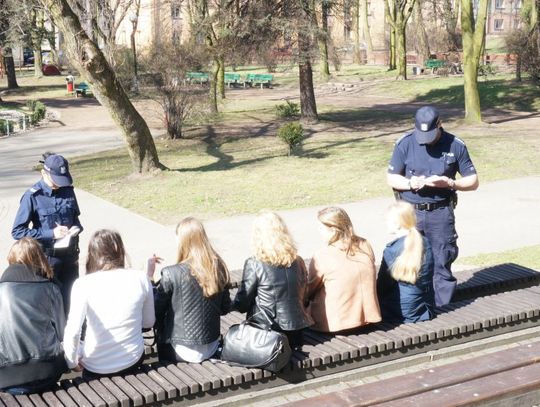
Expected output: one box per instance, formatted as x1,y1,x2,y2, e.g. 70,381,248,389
387,106,479,307
12,153,83,313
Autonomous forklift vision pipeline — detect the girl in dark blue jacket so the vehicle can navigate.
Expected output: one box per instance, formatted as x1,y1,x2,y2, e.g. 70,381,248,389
377,201,435,323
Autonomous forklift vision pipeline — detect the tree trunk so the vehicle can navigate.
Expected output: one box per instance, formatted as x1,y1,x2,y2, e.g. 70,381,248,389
461,0,488,122
40,0,162,173
389,27,396,70
319,1,330,79
362,0,373,52
3,49,19,89
515,53,522,82
34,48,43,78
218,55,225,99
353,0,362,63
298,0,318,122
414,0,430,67
396,22,407,79
210,57,219,113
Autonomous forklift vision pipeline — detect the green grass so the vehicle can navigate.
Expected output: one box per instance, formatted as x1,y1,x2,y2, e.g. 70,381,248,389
0,75,72,100
458,245,540,271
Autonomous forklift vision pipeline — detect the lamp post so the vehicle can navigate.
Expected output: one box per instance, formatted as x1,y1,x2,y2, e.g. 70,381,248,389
128,11,139,93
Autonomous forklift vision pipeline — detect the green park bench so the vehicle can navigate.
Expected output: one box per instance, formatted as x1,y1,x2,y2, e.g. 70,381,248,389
74,82,93,97
186,72,209,85
425,59,446,74
243,73,273,89
224,72,241,87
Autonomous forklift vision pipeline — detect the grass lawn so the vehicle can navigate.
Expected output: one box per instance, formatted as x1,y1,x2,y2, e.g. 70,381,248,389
458,245,540,271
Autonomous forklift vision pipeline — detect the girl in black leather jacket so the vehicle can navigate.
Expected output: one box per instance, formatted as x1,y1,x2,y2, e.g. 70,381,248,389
233,211,313,348
151,217,231,363
0,238,66,395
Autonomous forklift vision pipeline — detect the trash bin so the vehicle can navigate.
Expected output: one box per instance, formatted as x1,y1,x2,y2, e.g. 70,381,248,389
65,74,75,92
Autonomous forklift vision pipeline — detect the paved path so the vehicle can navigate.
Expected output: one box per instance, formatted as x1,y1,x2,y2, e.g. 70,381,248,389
1,98,539,273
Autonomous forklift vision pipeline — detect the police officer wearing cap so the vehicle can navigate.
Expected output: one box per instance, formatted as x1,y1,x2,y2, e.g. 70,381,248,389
387,106,479,307
12,153,83,313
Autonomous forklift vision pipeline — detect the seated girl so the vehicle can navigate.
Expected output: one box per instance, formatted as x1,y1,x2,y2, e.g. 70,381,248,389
151,217,231,363
63,229,155,379
377,201,435,323
233,211,313,348
0,238,66,395
307,207,381,332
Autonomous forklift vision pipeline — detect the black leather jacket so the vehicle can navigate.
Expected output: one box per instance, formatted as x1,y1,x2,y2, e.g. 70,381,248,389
155,263,231,346
233,257,313,331
0,264,66,389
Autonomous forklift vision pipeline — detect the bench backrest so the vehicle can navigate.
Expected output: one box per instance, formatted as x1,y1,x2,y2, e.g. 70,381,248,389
245,73,273,82
224,73,241,81
425,59,445,68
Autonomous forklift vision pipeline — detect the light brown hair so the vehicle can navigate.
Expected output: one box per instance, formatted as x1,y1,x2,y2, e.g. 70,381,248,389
252,211,297,267
176,217,229,297
386,201,424,284
7,237,53,279
317,206,373,261
86,229,126,274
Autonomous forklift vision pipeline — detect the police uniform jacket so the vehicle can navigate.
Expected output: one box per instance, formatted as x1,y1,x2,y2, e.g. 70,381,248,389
12,179,83,251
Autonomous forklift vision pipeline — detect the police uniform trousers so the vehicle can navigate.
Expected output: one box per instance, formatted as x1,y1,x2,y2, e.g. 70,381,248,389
415,205,459,307
47,252,79,315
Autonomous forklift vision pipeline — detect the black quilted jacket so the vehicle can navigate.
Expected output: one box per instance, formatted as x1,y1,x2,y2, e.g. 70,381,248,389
154,263,231,346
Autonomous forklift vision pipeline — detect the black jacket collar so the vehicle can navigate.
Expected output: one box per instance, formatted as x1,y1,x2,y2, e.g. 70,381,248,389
0,264,50,283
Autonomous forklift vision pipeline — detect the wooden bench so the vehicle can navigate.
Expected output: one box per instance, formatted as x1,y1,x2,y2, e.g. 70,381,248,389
243,73,273,89
224,73,241,88
185,72,209,85
2,264,539,406
425,59,446,74
285,339,540,406
74,82,93,98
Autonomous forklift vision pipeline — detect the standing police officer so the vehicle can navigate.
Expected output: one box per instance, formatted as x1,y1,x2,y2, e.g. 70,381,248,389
387,106,479,307
12,153,83,313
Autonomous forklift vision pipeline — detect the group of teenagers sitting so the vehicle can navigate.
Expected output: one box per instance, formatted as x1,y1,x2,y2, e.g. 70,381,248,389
0,201,435,395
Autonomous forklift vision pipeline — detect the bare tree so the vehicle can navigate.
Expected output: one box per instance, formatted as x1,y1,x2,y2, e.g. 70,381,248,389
385,0,416,79
39,0,163,173
0,0,19,88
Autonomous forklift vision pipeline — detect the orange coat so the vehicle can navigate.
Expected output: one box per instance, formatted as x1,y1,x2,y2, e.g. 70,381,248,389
307,241,381,332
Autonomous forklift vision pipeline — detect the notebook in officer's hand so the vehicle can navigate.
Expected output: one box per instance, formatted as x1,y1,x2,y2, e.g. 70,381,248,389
54,226,81,249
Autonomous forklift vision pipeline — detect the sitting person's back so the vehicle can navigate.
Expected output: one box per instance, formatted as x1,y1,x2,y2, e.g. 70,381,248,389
0,238,66,395
377,201,435,323
307,207,381,332
233,211,313,348
63,230,155,378
152,217,230,363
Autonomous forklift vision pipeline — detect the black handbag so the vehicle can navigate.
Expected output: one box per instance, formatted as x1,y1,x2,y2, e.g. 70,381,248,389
221,308,292,373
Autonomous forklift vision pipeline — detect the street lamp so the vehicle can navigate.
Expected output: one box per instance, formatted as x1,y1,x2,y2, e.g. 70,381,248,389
128,11,139,93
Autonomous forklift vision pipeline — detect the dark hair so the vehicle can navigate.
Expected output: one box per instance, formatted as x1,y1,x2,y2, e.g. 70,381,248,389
86,229,126,274
7,237,53,279
40,151,55,164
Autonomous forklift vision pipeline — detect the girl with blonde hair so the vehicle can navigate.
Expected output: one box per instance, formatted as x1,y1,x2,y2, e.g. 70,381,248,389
377,201,435,323
152,217,231,363
1,238,66,394
234,211,313,348
307,207,381,332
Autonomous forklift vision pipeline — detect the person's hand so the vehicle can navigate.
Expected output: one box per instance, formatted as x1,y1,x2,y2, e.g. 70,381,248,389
69,226,81,236
53,223,69,239
409,175,426,191
72,363,83,372
425,175,454,188
147,254,163,280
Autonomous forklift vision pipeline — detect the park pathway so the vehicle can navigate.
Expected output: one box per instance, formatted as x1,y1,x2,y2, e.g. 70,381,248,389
1,97,539,273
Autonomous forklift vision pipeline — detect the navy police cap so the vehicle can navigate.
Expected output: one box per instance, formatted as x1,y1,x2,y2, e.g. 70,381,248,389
413,106,440,144
43,154,73,187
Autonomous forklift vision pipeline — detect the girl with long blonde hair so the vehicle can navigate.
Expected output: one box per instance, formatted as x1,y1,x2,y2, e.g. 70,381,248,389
307,207,381,332
152,217,231,363
377,201,435,323
234,211,313,348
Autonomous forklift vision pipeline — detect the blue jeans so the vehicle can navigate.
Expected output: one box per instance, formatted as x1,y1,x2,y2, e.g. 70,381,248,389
2,376,59,395
415,205,459,307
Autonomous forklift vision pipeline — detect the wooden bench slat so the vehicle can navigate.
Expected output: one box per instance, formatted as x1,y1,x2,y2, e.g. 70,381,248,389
133,373,166,402
0,393,20,407
200,361,233,387
28,394,48,407
50,390,78,407
189,364,221,390
39,392,65,407
305,330,358,359
122,375,154,404
140,367,177,399
84,380,118,407
96,379,129,407
72,378,106,407
110,377,143,406
211,361,245,384
13,395,33,407
154,366,188,396
60,381,92,407
165,364,200,394
174,363,211,392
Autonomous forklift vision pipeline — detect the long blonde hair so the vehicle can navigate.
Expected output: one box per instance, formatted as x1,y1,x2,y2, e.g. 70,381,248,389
176,217,229,297
252,211,297,267
387,201,423,284
317,206,374,261
8,237,53,279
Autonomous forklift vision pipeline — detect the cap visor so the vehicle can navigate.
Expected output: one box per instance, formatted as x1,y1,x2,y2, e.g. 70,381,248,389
414,127,438,144
50,173,73,187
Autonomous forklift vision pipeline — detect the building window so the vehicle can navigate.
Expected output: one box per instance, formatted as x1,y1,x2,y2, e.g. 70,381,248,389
172,5,181,19
494,19,504,30
514,0,521,9
513,18,521,29
495,0,504,8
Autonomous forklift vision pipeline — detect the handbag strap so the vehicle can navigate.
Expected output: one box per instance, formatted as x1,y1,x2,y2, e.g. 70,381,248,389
250,300,275,329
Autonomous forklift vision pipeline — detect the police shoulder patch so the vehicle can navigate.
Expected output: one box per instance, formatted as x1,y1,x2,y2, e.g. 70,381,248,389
454,136,466,145
395,133,412,145
29,187,39,194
